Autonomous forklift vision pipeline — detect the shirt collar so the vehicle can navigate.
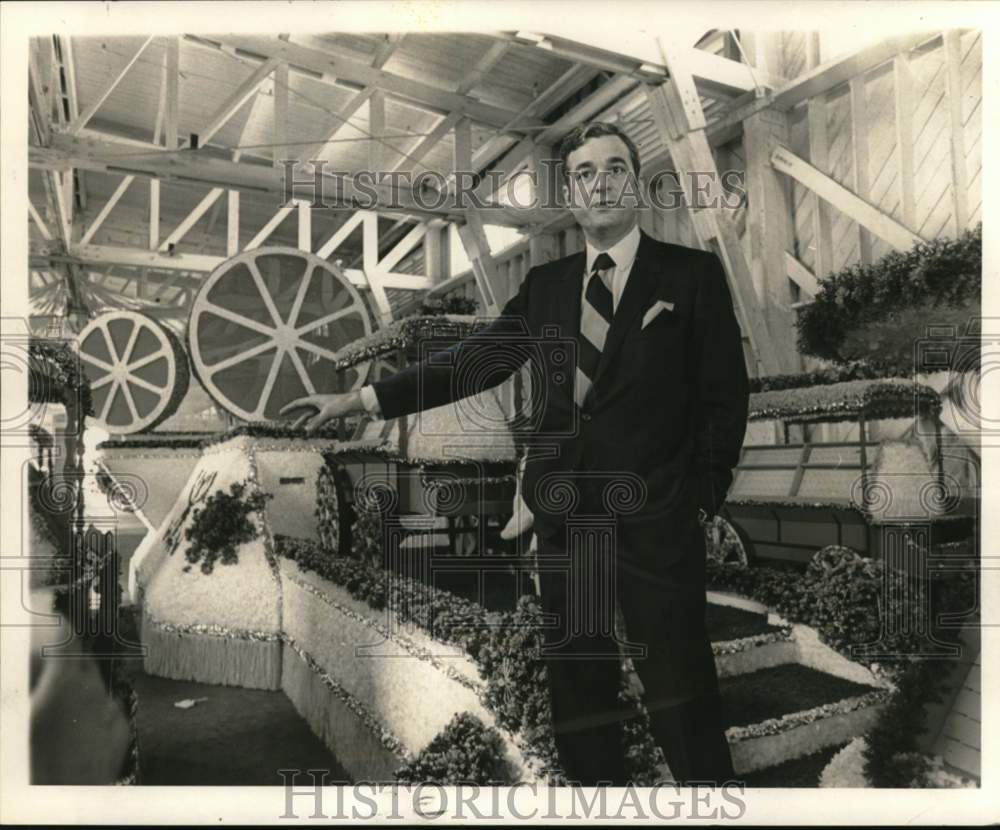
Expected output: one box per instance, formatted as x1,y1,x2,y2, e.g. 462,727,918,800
585,224,641,274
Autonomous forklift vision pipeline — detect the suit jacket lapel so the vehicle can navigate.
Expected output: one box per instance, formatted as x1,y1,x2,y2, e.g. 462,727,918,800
592,231,659,387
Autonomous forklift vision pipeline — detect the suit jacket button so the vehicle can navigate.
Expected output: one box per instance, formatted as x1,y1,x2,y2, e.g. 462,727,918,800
581,412,592,422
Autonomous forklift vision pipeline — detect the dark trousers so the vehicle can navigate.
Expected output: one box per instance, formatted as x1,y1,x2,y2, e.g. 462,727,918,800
535,510,735,786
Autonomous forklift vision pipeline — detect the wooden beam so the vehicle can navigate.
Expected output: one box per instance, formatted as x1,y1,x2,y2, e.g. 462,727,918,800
363,212,393,323
457,41,511,95
645,81,788,376
389,111,463,173
743,107,800,366
245,205,294,250
273,61,289,166
316,212,366,259
423,221,450,281
893,54,917,230
160,188,223,251
68,242,224,272
28,201,52,240
164,37,179,151
368,90,385,172
205,35,545,131
33,133,529,225
807,95,835,279
770,144,924,251
508,32,772,95
849,75,874,264
66,36,155,136
784,252,820,297
377,222,426,273
298,200,311,252
199,56,281,147
80,175,133,245
227,189,240,256
149,180,160,249
297,87,376,166
943,30,969,235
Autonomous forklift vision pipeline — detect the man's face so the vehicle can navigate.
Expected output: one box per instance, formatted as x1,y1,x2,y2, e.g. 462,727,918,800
562,134,641,239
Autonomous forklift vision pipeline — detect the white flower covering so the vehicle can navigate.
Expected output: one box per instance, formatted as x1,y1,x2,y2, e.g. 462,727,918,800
280,570,496,754
818,736,870,787
140,445,281,634
867,439,942,523
254,449,328,541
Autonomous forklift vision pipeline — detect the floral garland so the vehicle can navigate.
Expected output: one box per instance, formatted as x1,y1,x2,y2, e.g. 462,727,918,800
748,378,941,424
330,315,478,369
725,689,890,743
143,613,281,642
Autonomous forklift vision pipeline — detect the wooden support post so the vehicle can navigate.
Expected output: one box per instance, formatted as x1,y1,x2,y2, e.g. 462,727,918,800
149,180,160,249
164,37,179,151
529,144,560,267
850,74,874,264
424,221,450,282
893,54,917,230
807,95,835,279
369,90,385,172
297,200,311,252
227,190,240,256
454,118,505,313
273,61,288,166
943,31,969,235
245,205,294,250
743,107,802,369
644,80,788,376
363,211,393,325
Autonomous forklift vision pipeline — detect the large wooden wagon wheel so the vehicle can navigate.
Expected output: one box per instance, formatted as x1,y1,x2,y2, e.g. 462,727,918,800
76,311,190,433
188,247,373,421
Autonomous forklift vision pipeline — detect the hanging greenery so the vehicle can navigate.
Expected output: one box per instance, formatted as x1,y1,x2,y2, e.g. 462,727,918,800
747,378,941,423
796,224,981,375
180,481,271,574
28,338,94,415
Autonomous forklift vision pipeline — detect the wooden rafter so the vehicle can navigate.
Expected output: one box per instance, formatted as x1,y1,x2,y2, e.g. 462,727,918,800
195,35,546,131
66,36,155,136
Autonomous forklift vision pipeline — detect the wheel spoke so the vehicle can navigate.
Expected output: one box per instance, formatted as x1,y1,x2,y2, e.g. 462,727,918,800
122,382,140,423
295,340,341,363
207,340,277,374
255,348,285,417
202,302,276,336
99,380,118,422
79,351,114,373
128,348,168,372
296,304,362,335
90,373,115,390
287,263,315,329
127,374,166,394
100,321,118,362
248,259,285,327
121,320,141,364
288,347,316,395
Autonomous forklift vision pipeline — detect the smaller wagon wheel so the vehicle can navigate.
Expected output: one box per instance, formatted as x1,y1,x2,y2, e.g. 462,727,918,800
704,515,750,566
315,461,355,555
76,311,189,433
188,247,373,422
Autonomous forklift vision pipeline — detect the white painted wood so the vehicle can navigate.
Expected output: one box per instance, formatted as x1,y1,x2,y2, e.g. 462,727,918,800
66,35,155,135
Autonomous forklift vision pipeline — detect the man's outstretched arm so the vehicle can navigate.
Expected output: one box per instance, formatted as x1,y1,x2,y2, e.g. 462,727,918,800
280,270,534,431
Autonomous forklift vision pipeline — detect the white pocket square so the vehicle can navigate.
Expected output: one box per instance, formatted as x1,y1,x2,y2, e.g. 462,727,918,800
641,300,674,329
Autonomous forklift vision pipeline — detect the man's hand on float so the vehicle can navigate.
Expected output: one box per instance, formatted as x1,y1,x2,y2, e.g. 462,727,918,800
280,392,363,433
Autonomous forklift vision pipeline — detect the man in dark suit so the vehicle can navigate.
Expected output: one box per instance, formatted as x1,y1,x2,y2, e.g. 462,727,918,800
283,122,750,786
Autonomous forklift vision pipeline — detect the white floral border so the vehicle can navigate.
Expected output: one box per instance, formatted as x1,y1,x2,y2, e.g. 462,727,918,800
726,689,890,743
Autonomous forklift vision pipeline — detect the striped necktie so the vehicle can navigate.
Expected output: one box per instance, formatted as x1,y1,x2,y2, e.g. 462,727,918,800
575,251,615,408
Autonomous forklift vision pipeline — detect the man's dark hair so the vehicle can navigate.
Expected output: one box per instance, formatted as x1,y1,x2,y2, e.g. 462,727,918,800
556,122,642,181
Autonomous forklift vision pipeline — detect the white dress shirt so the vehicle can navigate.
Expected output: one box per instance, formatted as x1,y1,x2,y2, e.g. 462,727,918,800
360,223,642,417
